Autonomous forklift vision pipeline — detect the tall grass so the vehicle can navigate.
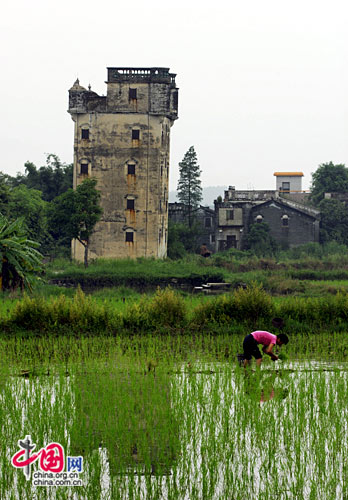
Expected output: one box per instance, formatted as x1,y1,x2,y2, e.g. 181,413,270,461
5,284,348,335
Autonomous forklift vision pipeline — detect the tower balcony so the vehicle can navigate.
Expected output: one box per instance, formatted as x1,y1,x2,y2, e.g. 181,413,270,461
107,67,177,86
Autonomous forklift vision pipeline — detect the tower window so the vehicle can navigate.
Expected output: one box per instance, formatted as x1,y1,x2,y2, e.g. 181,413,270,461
80,163,88,175
129,88,137,100
126,232,134,242
81,129,89,140
132,130,140,140
128,164,135,175
127,199,135,210
227,210,234,220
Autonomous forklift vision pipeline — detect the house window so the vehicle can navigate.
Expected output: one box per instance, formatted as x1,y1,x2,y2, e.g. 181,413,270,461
256,215,263,223
127,199,135,210
227,210,234,220
80,163,88,175
128,164,135,175
129,88,137,100
132,129,140,140
282,215,289,226
281,182,290,192
81,129,89,140
211,234,216,243
205,217,212,228
126,232,134,242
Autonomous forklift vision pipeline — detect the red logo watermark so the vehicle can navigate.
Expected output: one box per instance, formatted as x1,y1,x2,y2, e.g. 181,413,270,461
11,435,82,483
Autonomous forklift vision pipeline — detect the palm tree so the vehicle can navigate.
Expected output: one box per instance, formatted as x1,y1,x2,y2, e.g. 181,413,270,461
0,215,43,291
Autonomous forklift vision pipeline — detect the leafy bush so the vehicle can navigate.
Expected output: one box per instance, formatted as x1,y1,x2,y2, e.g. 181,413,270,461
9,287,118,332
233,283,274,322
123,288,187,331
191,294,236,326
147,287,187,328
191,283,273,326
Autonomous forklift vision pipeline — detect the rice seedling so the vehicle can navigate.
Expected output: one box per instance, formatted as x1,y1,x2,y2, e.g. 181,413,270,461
0,333,348,499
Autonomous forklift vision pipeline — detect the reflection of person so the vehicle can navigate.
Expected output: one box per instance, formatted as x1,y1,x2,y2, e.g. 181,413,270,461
243,331,289,368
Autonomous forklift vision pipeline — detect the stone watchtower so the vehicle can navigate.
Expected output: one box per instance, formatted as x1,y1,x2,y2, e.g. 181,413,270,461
68,67,178,260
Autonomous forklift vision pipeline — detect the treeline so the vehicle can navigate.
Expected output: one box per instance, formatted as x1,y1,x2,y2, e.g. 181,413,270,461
1,155,73,255
1,155,102,267
4,158,348,261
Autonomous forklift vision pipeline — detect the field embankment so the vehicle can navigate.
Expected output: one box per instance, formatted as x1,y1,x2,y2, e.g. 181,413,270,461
3,284,348,339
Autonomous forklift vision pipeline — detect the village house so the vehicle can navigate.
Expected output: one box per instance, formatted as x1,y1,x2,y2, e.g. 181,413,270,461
214,173,320,251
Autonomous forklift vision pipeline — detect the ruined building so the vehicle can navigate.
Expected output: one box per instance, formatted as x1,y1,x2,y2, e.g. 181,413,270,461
68,67,178,260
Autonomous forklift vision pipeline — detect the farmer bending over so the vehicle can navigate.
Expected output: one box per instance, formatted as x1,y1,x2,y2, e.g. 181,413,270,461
243,331,289,368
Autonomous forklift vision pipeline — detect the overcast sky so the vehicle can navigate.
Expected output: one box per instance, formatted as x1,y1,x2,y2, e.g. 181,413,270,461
1,0,348,192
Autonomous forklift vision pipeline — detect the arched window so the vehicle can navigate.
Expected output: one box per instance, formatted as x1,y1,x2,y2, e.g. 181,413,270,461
282,215,289,227
255,215,263,223
79,159,90,175
125,231,134,242
81,128,89,140
125,159,138,176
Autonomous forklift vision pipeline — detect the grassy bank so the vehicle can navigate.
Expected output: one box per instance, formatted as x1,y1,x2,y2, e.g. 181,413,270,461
3,284,348,338
46,257,226,289
44,249,348,297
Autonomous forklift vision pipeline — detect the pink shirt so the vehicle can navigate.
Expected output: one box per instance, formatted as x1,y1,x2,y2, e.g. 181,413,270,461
251,331,277,346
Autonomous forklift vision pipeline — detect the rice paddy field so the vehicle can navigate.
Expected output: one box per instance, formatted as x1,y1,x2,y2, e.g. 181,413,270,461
1,333,348,499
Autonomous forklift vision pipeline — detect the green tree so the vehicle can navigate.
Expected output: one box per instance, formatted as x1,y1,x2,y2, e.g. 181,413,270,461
167,221,201,259
0,173,12,216
50,179,103,267
244,222,279,256
317,198,348,244
0,215,43,291
310,162,348,205
15,154,73,202
177,146,202,227
8,185,50,250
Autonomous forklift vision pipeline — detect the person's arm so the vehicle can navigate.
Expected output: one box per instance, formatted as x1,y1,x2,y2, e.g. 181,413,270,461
262,343,278,361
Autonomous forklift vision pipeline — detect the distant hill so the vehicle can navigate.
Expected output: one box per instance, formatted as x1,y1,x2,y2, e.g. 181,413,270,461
169,186,227,208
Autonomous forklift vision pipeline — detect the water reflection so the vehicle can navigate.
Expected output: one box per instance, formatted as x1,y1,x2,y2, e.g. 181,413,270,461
2,361,348,500
70,369,178,477
243,371,290,403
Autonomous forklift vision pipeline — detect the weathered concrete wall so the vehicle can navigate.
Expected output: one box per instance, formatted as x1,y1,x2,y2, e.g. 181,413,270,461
218,207,243,226
68,68,178,260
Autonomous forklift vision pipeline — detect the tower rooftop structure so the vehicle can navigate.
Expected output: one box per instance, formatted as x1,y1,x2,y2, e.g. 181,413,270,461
106,67,177,85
